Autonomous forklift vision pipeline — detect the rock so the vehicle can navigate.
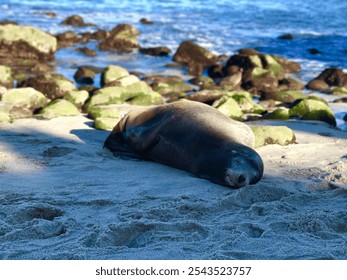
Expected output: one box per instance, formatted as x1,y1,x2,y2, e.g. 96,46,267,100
88,104,141,119
2,87,47,113
93,117,120,130
101,65,129,87
251,125,296,148
0,65,13,88
207,64,224,79
73,66,96,85
277,33,294,40
110,75,140,87
76,47,97,57
228,91,266,114
85,82,163,109
20,74,77,100
308,48,321,55
0,102,12,123
212,96,243,120
263,107,290,120
289,99,336,126
271,55,301,73
309,68,347,88
186,90,225,104
139,18,154,25
237,48,259,55
330,86,347,96
261,90,306,103
0,24,57,60
140,46,171,56
344,114,347,122
61,15,94,27
173,40,218,76
243,76,279,95
278,78,304,91
98,24,140,52
64,90,89,109
189,76,215,89
55,31,83,48
38,99,80,119
306,79,330,91
149,76,194,97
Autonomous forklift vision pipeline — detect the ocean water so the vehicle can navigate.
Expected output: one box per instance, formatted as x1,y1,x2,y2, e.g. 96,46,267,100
1,0,347,127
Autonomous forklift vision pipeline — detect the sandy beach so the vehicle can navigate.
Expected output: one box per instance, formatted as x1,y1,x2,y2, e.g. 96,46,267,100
0,115,346,260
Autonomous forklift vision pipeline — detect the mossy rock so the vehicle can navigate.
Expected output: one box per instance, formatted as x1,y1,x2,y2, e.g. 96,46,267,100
251,125,296,148
113,74,140,87
267,90,306,103
64,90,89,109
0,65,13,88
330,87,347,96
228,91,266,114
2,87,47,111
38,99,80,119
152,80,194,95
213,96,243,120
101,65,129,86
289,99,336,126
262,54,285,78
263,107,290,120
0,24,57,59
94,117,119,130
88,104,139,119
85,87,125,110
0,102,12,123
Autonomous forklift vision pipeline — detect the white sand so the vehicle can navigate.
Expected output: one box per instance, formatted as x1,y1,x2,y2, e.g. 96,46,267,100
0,115,346,260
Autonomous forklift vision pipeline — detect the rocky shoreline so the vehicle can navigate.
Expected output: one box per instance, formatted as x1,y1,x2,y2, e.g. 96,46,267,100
1,15,347,147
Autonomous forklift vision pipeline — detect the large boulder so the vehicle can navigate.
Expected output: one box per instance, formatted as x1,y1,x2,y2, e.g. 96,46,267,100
0,24,57,60
98,24,140,52
173,40,218,76
64,90,89,109
212,96,243,120
101,65,130,87
261,90,306,103
289,99,336,126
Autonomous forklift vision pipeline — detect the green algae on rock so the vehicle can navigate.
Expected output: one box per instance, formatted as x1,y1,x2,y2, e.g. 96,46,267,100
0,24,57,60
2,87,47,111
38,99,80,119
289,99,336,126
0,65,13,88
94,117,120,130
212,96,243,120
251,125,296,148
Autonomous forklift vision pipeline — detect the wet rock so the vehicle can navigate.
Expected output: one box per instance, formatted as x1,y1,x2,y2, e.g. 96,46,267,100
0,65,13,88
271,55,301,73
0,24,57,60
2,87,47,114
64,90,89,109
20,74,77,100
308,48,321,55
61,15,95,27
98,24,140,52
308,68,347,88
306,79,330,91
173,40,218,76
139,18,154,25
344,114,347,122
277,33,294,40
73,66,96,85
101,65,130,87
251,125,296,148
243,76,279,96
237,48,259,55
261,90,306,103
55,31,82,48
189,76,215,89
139,46,171,56
289,99,336,126
38,99,80,119
212,96,243,120
76,47,97,57
263,107,290,120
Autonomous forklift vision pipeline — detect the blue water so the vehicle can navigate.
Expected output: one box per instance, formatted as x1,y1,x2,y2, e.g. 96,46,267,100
1,0,347,127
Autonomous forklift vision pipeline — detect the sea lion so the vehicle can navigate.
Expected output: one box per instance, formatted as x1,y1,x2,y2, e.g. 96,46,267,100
104,100,264,188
